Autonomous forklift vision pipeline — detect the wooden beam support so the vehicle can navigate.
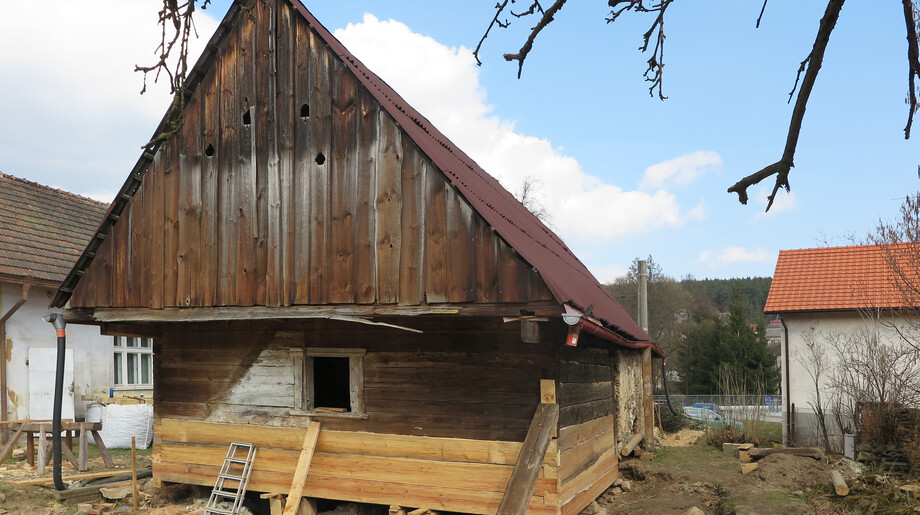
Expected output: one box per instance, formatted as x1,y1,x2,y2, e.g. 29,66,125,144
497,402,558,515
282,421,322,515
0,424,25,464
621,432,644,457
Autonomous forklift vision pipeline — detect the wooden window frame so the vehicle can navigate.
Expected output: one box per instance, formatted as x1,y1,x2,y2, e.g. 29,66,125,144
304,347,366,418
113,336,154,390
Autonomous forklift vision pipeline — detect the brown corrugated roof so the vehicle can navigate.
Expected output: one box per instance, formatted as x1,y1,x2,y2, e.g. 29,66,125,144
0,172,108,284
764,243,920,313
52,0,655,349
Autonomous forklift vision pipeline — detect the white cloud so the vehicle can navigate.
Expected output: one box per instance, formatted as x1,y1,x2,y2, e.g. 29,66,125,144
753,186,799,219
0,2,218,195
588,264,628,284
696,246,775,268
639,151,722,190
335,15,702,248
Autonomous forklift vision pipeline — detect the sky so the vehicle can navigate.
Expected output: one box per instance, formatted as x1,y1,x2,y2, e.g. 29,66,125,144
1,1,917,283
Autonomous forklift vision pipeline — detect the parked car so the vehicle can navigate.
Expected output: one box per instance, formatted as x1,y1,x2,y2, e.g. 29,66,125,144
682,406,744,432
692,402,722,414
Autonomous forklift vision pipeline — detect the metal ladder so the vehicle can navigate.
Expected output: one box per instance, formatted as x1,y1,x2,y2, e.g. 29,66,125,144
204,442,257,515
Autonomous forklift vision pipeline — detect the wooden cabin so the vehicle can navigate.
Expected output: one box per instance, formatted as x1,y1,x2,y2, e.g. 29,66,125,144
52,1,664,513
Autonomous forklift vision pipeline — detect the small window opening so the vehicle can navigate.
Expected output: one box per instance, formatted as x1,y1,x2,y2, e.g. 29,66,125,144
300,103,310,118
205,143,215,157
313,356,350,411
315,153,326,165
242,109,251,126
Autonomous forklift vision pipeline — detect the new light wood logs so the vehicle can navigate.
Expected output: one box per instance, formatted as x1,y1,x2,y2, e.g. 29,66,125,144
830,470,849,496
621,432,644,457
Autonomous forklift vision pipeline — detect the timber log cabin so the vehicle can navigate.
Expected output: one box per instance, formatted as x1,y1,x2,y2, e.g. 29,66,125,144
51,0,664,513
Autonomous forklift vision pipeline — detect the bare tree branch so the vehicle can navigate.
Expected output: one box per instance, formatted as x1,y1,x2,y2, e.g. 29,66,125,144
503,0,568,79
901,0,920,139
756,0,769,29
473,1,512,67
728,0,845,210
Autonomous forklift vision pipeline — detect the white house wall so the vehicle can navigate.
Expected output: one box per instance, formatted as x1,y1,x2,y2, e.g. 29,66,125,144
2,281,111,420
781,310,915,448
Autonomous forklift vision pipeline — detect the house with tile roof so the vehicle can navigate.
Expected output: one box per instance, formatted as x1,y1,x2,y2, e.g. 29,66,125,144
49,1,662,512
765,243,920,448
0,172,123,424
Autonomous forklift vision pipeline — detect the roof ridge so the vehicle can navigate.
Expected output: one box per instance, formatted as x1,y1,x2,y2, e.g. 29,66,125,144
0,172,109,208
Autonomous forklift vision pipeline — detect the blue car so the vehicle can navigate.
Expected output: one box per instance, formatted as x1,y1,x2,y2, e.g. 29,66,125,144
682,406,744,432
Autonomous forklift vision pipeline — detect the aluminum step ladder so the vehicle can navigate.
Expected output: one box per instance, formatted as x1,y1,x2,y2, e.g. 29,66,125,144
204,442,257,515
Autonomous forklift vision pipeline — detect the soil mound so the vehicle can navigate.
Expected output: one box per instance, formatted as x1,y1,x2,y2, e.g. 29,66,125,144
751,453,830,490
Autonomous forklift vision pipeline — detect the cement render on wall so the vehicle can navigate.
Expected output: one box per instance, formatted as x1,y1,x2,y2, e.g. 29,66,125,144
2,281,114,419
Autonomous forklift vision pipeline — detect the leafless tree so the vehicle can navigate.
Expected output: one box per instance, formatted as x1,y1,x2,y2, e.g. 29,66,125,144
475,0,920,212
795,324,833,451
514,176,552,224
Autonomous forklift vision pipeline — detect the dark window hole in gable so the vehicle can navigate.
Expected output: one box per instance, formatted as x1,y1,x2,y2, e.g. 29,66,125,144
205,144,215,157
242,108,251,126
300,103,310,118
313,356,350,411
315,153,325,165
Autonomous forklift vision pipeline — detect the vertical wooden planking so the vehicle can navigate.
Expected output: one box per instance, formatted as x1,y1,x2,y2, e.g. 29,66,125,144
253,0,275,306
353,89,377,304
397,142,424,305
236,10,258,306
497,239,524,303
291,16,314,304
218,33,241,306
178,91,203,307
307,30,331,304
374,114,402,304
423,163,448,304
163,143,181,307
328,60,358,304
445,184,474,303
111,200,130,307
130,171,147,307
97,229,115,307
150,153,165,309
272,0,295,307
200,51,222,307
474,220,500,303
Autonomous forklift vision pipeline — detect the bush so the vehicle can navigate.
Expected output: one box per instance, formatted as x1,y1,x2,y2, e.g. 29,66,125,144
659,404,705,433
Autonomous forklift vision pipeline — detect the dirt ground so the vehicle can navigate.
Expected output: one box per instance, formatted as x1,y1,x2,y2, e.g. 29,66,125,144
3,432,920,515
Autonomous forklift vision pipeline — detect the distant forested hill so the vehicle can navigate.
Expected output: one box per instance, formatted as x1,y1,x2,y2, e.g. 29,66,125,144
681,277,772,322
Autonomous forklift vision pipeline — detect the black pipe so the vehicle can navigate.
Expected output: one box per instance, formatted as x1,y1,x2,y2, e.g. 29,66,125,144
660,360,680,416
43,313,66,491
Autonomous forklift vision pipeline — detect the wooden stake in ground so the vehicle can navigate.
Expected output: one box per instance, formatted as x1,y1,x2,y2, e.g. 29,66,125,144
830,470,849,496
131,436,138,509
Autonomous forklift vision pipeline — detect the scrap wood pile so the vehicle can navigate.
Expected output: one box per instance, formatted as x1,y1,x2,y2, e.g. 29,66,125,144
726,443,853,496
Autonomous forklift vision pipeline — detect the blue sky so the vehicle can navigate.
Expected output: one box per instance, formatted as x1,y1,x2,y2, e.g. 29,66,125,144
1,1,917,282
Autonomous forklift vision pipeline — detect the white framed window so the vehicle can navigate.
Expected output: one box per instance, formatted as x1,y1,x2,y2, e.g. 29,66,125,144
304,348,365,416
113,336,153,388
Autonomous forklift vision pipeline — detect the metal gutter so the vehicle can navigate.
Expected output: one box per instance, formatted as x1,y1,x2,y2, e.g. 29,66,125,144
561,304,666,358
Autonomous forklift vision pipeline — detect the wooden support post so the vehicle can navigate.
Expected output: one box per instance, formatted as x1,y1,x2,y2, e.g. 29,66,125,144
497,402,559,515
131,437,138,510
388,507,407,515
79,423,88,471
37,424,48,473
830,470,849,496
282,421,321,515
0,424,25,464
26,430,34,466
90,430,114,467
60,439,79,469
260,493,285,515
621,432,644,457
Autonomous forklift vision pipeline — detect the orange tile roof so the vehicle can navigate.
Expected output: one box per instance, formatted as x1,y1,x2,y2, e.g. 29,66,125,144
0,173,108,284
764,243,920,313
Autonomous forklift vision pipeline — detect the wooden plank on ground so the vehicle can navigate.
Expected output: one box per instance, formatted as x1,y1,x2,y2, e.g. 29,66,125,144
13,470,125,486
497,403,559,515
282,421,322,515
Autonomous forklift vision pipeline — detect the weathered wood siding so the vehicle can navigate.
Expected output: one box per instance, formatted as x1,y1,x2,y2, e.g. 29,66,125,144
153,318,556,442
556,341,619,515
70,0,552,310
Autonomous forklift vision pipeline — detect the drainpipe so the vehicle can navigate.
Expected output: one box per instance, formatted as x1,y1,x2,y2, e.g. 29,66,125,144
42,313,66,491
0,283,31,442
780,317,792,446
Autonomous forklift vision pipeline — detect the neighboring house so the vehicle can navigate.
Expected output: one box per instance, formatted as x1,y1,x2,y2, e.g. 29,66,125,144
0,172,124,423
50,1,664,513
764,244,917,448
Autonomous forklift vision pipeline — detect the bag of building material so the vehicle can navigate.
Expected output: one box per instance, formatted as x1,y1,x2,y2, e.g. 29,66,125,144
85,403,154,449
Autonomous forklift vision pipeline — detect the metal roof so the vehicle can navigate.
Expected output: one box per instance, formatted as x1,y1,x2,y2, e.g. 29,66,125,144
51,0,657,350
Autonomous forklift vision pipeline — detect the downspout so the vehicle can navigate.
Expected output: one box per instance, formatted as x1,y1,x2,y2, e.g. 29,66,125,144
780,316,792,446
0,283,30,439
42,313,66,491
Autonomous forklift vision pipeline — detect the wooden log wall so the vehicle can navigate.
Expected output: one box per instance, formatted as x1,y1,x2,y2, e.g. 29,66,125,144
555,341,619,515
153,318,557,442
154,419,560,515
70,0,553,311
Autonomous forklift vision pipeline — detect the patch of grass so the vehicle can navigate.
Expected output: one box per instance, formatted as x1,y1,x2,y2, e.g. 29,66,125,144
651,445,731,469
